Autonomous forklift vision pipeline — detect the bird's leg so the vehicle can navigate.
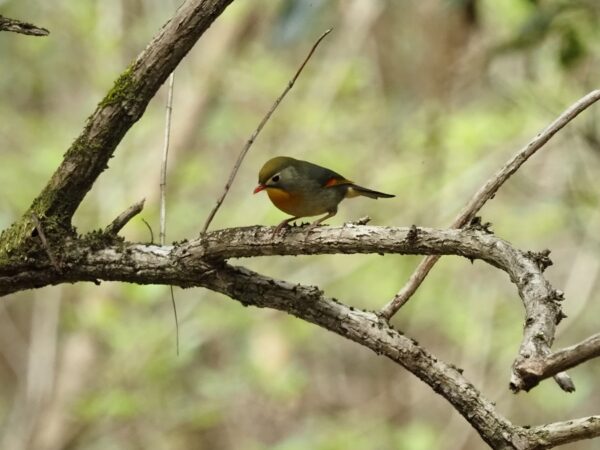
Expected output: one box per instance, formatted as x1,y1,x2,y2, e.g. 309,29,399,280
304,211,336,241
272,216,300,238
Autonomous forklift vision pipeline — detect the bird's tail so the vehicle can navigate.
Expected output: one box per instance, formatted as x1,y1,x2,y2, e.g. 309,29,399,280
347,184,395,199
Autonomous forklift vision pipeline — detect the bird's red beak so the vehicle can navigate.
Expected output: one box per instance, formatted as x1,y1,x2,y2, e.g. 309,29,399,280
253,184,266,194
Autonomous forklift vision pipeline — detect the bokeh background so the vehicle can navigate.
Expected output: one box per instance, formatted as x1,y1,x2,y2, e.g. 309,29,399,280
1,0,599,449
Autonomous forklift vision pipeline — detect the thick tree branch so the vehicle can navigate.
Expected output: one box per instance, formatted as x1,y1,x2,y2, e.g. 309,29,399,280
381,89,600,320
190,224,572,392
35,0,232,222
201,264,596,449
0,231,525,447
201,264,533,449
1,224,595,446
0,225,567,391
0,224,590,448
1,0,234,260
513,333,600,391
0,15,49,36
191,223,570,394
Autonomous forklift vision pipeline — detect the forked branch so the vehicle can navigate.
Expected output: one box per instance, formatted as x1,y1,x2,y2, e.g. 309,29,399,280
0,224,569,395
0,224,596,448
513,333,600,391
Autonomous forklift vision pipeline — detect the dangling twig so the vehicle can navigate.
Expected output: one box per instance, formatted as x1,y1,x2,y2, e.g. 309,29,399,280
160,72,180,355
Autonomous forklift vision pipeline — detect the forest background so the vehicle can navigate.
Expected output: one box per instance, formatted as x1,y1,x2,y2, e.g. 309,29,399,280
1,0,599,449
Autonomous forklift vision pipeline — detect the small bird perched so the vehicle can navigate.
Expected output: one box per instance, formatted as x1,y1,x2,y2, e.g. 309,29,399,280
254,156,394,236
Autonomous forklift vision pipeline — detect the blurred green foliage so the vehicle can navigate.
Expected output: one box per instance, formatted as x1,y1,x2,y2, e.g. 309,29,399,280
1,0,600,449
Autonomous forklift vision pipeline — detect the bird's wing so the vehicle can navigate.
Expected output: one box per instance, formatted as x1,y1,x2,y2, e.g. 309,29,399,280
298,160,353,188
313,166,353,187
323,176,354,187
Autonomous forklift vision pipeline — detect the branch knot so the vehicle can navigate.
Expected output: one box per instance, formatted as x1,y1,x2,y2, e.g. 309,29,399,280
526,249,553,272
467,216,493,234
406,224,419,244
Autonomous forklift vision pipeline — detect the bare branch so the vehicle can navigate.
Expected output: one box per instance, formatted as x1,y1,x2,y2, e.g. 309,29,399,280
529,416,600,449
513,333,600,391
104,199,145,235
0,225,568,389
0,236,524,447
381,89,600,320
201,28,332,233
3,224,597,446
0,15,49,36
200,264,532,449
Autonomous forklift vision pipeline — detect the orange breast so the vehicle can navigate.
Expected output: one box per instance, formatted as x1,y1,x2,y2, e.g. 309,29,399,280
266,188,305,217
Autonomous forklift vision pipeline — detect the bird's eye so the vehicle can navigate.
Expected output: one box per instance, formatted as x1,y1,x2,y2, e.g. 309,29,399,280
271,175,280,182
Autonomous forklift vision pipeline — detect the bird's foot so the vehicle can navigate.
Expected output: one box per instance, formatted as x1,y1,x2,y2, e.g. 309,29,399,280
272,218,298,239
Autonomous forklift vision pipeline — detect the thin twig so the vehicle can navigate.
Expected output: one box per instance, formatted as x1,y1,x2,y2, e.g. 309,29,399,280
169,285,179,356
30,213,60,271
201,28,333,233
160,72,179,356
0,15,49,36
160,73,175,246
141,218,155,244
380,89,600,320
104,199,145,235
161,73,179,353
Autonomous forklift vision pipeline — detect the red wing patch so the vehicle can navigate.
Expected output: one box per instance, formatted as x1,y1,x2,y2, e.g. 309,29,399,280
324,177,353,187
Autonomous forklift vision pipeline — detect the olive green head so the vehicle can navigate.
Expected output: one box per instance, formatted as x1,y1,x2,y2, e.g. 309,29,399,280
253,156,304,195
258,156,298,185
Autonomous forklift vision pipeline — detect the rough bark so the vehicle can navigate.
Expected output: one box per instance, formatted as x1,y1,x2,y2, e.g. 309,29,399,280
1,224,598,448
0,14,49,36
513,333,600,391
0,224,579,391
